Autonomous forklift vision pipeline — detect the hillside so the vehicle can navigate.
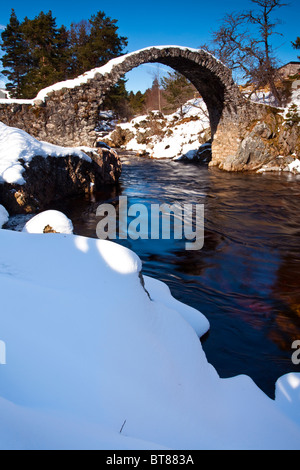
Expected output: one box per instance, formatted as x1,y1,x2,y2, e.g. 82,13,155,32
104,98,211,162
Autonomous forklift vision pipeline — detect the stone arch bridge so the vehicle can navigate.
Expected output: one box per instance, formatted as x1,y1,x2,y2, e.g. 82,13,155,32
0,46,278,169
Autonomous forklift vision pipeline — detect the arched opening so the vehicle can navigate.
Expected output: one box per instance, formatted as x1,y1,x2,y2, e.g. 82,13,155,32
96,47,240,138
100,61,212,161
145,56,225,136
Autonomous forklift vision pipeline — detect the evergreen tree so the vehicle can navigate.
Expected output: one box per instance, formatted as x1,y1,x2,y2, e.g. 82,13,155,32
102,78,130,119
69,11,128,76
68,20,92,77
88,11,127,68
56,25,72,80
161,71,196,116
1,9,128,99
292,37,300,60
1,9,29,97
128,90,146,115
21,11,69,98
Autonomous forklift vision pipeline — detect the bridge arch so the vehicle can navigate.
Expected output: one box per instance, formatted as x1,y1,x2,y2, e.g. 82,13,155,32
34,46,247,140
0,46,268,166
89,46,246,137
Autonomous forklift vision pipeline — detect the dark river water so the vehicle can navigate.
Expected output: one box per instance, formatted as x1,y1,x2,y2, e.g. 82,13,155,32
51,154,300,398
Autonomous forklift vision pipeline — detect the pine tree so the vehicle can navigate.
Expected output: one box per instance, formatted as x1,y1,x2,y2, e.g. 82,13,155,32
161,71,196,116
69,12,128,76
88,11,128,68
1,9,128,98
103,78,130,119
68,20,92,77
56,25,72,81
292,37,300,60
1,9,29,97
21,11,69,98
129,90,146,115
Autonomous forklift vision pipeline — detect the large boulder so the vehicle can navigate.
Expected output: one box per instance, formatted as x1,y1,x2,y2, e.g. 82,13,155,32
0,148,121,214
221,122,274,172
219,116,300,172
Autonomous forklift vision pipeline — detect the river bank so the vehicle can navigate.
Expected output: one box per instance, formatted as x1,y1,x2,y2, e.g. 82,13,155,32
103,83,300,172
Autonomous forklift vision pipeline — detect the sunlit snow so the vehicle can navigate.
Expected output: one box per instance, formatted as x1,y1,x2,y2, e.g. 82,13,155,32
0,224,299,450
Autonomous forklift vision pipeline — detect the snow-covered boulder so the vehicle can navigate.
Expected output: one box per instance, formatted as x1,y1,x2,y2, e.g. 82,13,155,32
22,210,74,234
0,122,121,214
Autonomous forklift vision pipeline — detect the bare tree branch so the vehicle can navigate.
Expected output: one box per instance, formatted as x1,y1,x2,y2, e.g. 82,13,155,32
200,0,288,106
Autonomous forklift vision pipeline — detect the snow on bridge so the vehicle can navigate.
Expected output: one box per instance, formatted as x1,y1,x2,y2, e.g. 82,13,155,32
0,45,270,165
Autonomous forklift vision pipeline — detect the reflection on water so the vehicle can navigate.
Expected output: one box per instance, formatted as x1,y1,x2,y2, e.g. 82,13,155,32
50,155,300,398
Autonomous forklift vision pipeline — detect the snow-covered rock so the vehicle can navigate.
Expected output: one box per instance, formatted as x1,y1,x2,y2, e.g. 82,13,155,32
0,121,93,186
22,210,74,234
0,121,121,214
0,228,299,449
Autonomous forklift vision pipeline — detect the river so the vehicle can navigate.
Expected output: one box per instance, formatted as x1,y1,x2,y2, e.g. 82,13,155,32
50,154,300,398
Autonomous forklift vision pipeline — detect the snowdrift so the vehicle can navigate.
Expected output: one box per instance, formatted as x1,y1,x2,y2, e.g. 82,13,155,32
0,227,299,450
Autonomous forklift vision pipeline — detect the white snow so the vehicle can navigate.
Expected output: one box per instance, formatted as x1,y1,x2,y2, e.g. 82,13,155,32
0,122,94,185
22,210,74,234
0,99,33,105
111,81,299,162
0,205,9,228
246,89,278,106
288,158,300,174
0,227,299,450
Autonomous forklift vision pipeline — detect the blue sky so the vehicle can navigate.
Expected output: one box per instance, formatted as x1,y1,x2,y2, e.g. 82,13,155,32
0,0,299,92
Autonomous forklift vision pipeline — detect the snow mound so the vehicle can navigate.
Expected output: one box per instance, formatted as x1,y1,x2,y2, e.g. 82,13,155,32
0,205,9,228
22,210,74,234
0,121,93,185
0,228,299,449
